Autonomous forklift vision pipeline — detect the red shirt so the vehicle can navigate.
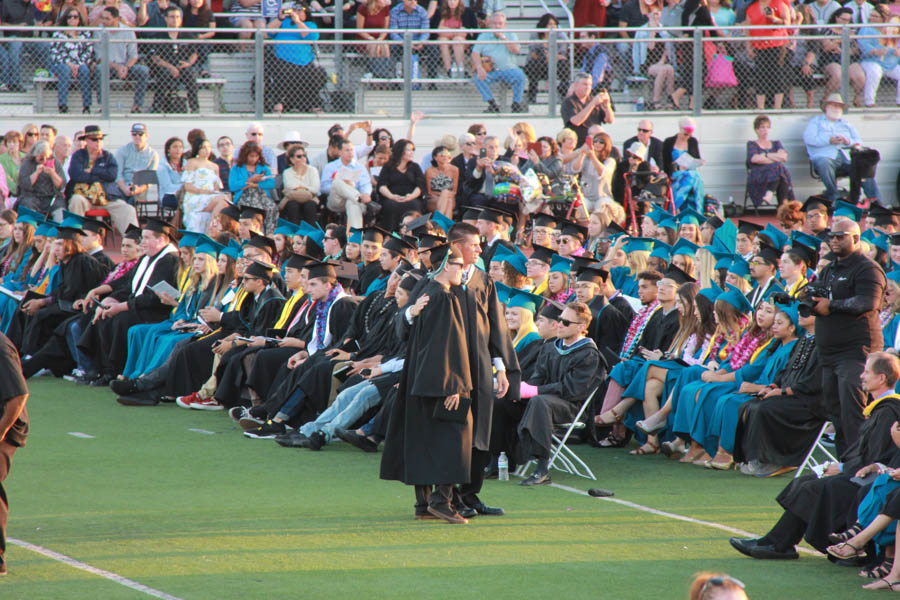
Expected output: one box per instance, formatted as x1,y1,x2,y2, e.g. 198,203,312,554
745,0,790,49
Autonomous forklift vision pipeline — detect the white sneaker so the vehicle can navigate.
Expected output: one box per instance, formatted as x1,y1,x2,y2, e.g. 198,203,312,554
33,368,52,377
63,368,85,382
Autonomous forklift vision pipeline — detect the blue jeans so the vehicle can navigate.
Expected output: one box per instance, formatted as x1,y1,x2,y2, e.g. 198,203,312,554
95,64,150,109
49,62,92,108
298,380,382,443
0,41,23,87
812,152,881,203
472,67,526,103
66,319,96,374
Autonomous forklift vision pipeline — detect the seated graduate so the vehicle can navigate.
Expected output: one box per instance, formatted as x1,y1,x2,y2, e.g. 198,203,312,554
73,212,116,272
734,307,824,477
353,227,386,296
572,262,628,369
746,242,785,310
517,301,601,486
730,351,900,559
526,244,553,296
1,217,59,339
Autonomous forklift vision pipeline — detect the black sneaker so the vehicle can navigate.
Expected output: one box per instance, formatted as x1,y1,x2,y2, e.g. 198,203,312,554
484,100,500,114
519,470,552,486
334,427,379,453
72,370,100,385
90,374,114,387
275,430,308,448
228,406,245,422
306,431,326,451
243,420,286,439
110,378,139,396
511,101,528,113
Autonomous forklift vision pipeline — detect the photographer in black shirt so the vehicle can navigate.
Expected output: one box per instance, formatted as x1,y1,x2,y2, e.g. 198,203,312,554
809,219,886,457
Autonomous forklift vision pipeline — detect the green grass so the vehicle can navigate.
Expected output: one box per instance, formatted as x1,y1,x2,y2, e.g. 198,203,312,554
1,378,873,598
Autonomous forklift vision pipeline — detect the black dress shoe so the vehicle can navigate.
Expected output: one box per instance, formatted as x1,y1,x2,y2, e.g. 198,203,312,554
116,394,160,406
458,506,477,519
472,502,504,516
275,430,307,448
305,431,326,451
91,374,114,387
750,544,799,560
520,471,552,486
334,427,378,452
110,378,139,396
729,537,761,557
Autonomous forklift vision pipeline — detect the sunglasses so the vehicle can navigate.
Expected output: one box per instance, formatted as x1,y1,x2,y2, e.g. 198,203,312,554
249,132,263,137
829,232,851,240
292,153,307,159
699,576,745,596
558,318,583,327
637,128,651,133
27,131,39,137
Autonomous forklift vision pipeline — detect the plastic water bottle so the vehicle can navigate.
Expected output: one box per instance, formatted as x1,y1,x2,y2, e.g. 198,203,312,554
636,96,645,112
498,452,509,481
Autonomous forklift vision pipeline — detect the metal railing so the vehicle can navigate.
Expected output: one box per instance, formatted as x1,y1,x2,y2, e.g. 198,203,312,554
0,23,898,117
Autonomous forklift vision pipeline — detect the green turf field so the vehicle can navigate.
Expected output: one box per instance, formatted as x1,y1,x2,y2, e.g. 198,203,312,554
1,378,875,599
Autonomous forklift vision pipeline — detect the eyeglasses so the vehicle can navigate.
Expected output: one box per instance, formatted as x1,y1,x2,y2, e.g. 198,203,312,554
699,576,745,597
464,141,476,146
27,131,39,137
378,135,391,141
67,14,80,20
131,132,146,137
558,318,583,327
749,259,767,266
637,128,652,133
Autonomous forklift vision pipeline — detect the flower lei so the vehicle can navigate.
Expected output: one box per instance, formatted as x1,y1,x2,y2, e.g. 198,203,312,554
729,327,766,370
620,299,660,359
313,283,344,349
102,257,139,285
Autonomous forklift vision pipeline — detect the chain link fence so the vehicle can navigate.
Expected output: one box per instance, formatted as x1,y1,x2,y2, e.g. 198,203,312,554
1,23,898,117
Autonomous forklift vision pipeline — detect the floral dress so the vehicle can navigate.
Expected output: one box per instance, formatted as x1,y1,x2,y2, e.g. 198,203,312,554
181,167,222,233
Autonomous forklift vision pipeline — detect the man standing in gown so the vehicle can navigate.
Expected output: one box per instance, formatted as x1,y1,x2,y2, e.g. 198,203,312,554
0,332,28,576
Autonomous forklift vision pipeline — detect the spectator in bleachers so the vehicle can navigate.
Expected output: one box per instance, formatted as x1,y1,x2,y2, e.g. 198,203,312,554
20,125,38,156
0,131,24,201
244,123,277,169
156,136,184,214
67,125,139,234
16,141,65,214
524,135,563,196
803,93,882,204
634,8,675,110
708,0,736,28
356,0,392,77
847,0,876,24
744,0,791,110
53,135,73,179
229,141,277,233
88,0,136,26
622,119,662,171
94,7,150,114
424,144,458,215
114,122,159,207
229,0,266,41
556,128,579,178
279,144,320,226
376,140,426,231
804,0,842,28
38,124,56,148
436,0,476,79
561,72,614,146
663,117,704,212
311,134,345,175
809,9,866,107
48,9,94,115
0,0,33,93
524,13,569,104
470,0,505,27
858,8,900,108
471,12,528,114
266,3,327,114
182,137,230,233
571,132,616,212
389,0,430,71
135,0,170,27
618,0,658,44
184,0,216,76
50,0,89,25
149,6,200,113
214,136,234,187
746,115,794,208
578,29,612,93
451,132,477,178
322,139,373,231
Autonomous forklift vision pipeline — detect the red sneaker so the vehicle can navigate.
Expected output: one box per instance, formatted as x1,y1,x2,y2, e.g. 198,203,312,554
190,397,224,411
175,392,201,409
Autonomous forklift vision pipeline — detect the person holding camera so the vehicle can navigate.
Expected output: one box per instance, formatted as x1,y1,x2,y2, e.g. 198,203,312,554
266,2,326,114
561,72,615,146
810,218,886,458
17,140,66,214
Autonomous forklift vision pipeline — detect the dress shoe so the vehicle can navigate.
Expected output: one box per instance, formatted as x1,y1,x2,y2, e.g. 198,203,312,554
484,100,500,114
457,506,477,519
116,394,160,406
333,427,378,452
275,430,307,448
520,470,552,486
91,374,114,387
305,431,326,451
750,544,799,560
729,537,760,557
510,101,528,113
110,378,139,396
427,504,468,524
472,502,504,516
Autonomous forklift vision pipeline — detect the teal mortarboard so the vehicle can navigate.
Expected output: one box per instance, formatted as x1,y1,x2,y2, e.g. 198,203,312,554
677,208,705,227
707,245,734,270
791,230,822,252
650,241,672,261
506,287,543,315
759,224,788,250
549,254,574,274
176,230,201,248
275,219,301,237
775,301,802,335
624,237,654,253
221,239,242,260
348,228,362,245
672,238,699,258
697,286,722,305
495,281,513,305
299,222,325,249
646,208,667,224
195,236,224,257
861,228,879,244
872,233,890,253
714,254,733,271
432,210,455,234
35,219,59,237
713,217,738,253
60,210,85,230
887,270,900,286
657,217,677,231
495,245,527,275
727,255,752,281
16,206,43,227
834,200,863,222
718,284,754,314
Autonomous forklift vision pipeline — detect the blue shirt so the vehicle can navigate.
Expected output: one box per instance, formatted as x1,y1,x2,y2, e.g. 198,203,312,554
857,26,900,71
389,4,430,42
272,19,319,66
472,30,521,72
320,158,373,196
802,114,863,162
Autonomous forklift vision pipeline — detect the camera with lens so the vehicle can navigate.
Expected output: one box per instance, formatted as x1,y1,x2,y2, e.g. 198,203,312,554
798,284,829,317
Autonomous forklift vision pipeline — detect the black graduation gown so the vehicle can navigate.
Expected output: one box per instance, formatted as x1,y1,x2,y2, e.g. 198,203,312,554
381,279,473,485
355,261,384,296
609,294,635,323
587,295,627,369
90,248,116,272
734,335,826,466
640,306,680,352
774,398,900,552
11,252,109,355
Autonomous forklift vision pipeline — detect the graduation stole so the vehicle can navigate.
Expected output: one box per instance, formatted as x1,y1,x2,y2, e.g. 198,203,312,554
749,337,774,364
619,300,661,360
787,276,808,299
863,393,900,418
274,290,304,329
532,277,548,296
171,268,195,316
555,337,593,355
513,323,540,352
33,265,58,295
131,243,177,295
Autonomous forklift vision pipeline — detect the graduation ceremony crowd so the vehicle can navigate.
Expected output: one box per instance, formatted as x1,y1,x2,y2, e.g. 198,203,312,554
0,107,899,594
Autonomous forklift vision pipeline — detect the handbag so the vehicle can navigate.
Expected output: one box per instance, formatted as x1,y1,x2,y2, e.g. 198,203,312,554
705,52,737,88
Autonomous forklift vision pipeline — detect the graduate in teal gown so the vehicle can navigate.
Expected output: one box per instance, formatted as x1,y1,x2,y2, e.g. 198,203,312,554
0,209,40,332
609,237,653,298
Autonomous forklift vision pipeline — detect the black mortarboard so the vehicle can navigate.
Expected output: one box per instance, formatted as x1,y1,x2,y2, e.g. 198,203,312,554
395,258,414,276
303,239,325,260
399,270,424,291
417,233,446,250
220,202,241,222
244,259,275,281
478,206,514,225
869,204,899,227
426,242,463,268
404,212,433,237
737,220,763,236
571,255,600,272
143,217,176,239
124,224,142,241
576,264,610,285
789,241,817,266
605,221,627,235
663,265,695,285
57,226,82,241
890,234,900,247
532,214,558,229
285,253,308,270
239,205,266,221
461,206,482,221
802,195,833,215
557,219,588,240
538,298,565,321
245,231,277,258
305,260,338,280
529,244,555,265
705,215,724,229
81,217,111,235
383,235,415,256
756,244,781,266
360,226,389,244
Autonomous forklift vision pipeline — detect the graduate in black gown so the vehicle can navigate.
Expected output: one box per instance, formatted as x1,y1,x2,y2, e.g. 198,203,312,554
354,227,386,296
380,243,474,524
572,264,628,369
730,352,900,559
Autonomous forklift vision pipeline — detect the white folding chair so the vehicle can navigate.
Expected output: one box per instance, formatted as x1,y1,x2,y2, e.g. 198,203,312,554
794,421,838,479
516,386,599,481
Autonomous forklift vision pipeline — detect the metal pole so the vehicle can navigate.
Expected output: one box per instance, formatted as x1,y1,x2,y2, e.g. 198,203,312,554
403,32,412,119
840,26,851,109
692,29,702,116
100,31,110,119
334,0,344,88
255,29,264,119
548,31,558,117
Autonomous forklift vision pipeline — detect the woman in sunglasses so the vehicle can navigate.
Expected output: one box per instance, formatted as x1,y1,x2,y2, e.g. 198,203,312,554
280,144,320,226
48,9,95,114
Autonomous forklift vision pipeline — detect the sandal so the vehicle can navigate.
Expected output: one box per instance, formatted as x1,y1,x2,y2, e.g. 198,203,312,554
594,407,625,426
863,578,900,591
827,540,868,560
860,558,894,579
597,432,630,448
629,441,660,456
706,458,735,470
829,523,863,545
